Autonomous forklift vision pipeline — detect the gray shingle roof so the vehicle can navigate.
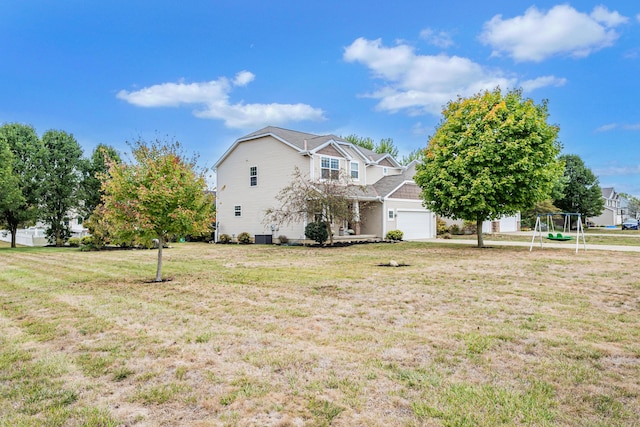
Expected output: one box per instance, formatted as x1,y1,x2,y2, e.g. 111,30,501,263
238,126,390,163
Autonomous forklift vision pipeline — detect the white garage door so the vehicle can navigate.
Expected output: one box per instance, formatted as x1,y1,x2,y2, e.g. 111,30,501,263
397,210,432,240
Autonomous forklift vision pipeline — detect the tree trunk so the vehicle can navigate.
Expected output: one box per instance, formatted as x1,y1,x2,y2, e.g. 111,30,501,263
10,224,17,248
476,218,484,248
155,235,164,282
326,221,333,245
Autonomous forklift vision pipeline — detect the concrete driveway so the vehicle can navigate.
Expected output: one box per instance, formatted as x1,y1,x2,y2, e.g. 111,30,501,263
417,232,640,252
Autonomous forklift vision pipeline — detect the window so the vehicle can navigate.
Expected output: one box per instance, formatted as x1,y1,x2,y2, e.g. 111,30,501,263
388,209,395,220
321,157,340,180
250,166,257,186
350,162,359,180
383,167,388,176
234,205,242,217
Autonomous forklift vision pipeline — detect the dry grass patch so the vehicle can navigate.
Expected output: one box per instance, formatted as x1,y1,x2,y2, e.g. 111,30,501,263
1,242,639,426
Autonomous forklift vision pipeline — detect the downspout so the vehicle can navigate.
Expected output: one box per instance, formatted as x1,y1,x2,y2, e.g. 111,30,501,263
380,196,386,239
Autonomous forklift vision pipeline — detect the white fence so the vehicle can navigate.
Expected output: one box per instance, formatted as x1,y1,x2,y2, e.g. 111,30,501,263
0,228,49,247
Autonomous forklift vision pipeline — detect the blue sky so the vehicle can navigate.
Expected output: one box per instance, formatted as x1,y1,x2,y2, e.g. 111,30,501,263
2,1,639,196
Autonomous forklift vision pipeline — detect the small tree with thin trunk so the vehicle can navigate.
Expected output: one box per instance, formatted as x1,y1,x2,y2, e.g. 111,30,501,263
265,167,363,245
97,138,215,282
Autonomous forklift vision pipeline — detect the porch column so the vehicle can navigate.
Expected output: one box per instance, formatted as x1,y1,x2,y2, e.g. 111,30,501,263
353,200,361,235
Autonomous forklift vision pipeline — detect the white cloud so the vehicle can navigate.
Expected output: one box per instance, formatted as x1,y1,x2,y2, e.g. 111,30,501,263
344,37,561,116
117,71,325,129
480,5,628,62
232,70,255,87
419,28,454,48
520,76,567,92
595,123,619,132
596,123,640,132
591,6,628,26
594,164,640,177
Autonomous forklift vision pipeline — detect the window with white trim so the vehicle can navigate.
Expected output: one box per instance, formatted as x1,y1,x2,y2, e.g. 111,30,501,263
388,209,395,220
350,161,359,180
234,205,242,217
383,167,388,176
250,166,257,186
321,157,340,180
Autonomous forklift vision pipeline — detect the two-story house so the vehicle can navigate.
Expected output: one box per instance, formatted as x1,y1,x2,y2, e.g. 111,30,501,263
214,126,436,242
589,187,620,226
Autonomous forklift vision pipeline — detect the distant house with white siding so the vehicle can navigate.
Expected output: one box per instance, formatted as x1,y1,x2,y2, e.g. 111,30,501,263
589,187,620,226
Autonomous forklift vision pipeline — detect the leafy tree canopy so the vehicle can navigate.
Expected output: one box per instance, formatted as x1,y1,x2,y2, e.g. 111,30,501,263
0,123,44,247
39,130,84,246
400,148,423,166
343,134,374,151
81,144,121,217
343,134,400,159
0,136,23,221
97,138,215,281
553,154,604,218
414,87,563,247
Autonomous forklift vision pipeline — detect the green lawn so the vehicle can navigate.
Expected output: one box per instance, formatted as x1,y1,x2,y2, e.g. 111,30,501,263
1,242,639,426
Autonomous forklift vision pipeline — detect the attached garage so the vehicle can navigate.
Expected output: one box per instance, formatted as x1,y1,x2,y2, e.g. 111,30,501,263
397,209,433,240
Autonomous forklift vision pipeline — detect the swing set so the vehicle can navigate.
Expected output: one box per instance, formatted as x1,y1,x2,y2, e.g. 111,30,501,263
529,213,587,253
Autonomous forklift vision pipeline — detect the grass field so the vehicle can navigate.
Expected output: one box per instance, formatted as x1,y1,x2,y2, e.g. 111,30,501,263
1,242,639,426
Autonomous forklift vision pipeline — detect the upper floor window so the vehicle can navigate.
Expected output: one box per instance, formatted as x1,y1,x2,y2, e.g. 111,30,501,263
321,157,340,180
350,162,359,180
250,166,257,186
383,167,388,176
234,205,242,217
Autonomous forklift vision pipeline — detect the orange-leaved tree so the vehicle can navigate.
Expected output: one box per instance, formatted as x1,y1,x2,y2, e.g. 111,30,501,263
98,138,215,282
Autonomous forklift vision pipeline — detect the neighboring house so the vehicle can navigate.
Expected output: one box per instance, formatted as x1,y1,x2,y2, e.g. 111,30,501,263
214,126,436,242
589,187,620,226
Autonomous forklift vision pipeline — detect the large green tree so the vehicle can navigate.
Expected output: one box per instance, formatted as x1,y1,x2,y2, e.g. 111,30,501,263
0,123,44,248
98,138,215,282
80,144,121,218
553,154,604,218
40,130,84,246
415,88,563,247
0,136,23,233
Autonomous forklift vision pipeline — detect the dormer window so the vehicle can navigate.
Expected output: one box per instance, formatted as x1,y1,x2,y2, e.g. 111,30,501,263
321,157,340,180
